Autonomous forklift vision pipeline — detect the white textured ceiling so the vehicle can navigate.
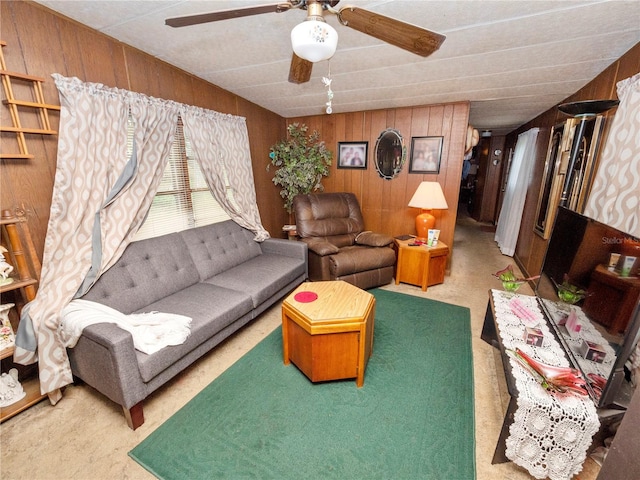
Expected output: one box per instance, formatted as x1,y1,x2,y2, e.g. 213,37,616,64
35,0,640,135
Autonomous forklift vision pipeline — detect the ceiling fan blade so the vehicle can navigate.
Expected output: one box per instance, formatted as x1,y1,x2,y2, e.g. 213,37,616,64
337,6,445,57
288,53,313,84
166,2,292,28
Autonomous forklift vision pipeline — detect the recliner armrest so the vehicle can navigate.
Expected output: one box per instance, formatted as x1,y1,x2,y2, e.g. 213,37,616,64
355,231,394,247
302,238,340,256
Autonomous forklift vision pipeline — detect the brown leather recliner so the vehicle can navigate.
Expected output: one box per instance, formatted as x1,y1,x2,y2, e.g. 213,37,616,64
293,192,396,290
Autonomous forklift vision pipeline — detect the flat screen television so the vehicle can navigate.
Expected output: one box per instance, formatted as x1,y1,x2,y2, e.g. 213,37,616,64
536,206,640,409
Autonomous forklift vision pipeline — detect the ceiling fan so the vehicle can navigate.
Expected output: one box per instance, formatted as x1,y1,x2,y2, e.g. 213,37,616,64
165,0,445,84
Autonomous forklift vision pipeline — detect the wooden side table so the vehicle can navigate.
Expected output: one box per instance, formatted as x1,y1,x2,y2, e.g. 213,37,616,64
282,224,298,240
282,281,375,387
583,264,640,334
394,238,449,291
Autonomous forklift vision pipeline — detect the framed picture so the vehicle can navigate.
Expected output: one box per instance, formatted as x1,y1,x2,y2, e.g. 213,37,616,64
337,142,368,169
409,136,443,174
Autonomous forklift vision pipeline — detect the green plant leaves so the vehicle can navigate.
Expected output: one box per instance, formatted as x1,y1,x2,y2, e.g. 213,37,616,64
267,123,332,213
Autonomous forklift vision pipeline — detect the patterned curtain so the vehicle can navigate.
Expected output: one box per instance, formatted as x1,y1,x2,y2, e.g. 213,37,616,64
14,76,179,401
181,106,269,241
584,72,640,237
495,128,540,256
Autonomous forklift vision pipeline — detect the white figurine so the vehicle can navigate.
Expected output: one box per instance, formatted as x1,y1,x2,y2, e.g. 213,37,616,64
0,303,16,350
322,75,333,114
0,246,14,285
0,368,25,407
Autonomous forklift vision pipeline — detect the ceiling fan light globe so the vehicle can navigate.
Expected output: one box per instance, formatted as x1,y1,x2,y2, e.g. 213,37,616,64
291,20,338,63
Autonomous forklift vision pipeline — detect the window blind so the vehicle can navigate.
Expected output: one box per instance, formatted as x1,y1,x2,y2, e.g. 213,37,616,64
131,116,230,241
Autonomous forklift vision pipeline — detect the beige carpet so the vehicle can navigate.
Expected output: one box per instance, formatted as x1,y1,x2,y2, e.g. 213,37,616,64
0,210,601,480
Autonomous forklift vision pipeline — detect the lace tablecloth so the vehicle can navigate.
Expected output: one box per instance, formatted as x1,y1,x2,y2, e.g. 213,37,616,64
538,298,616,382
491,290,599,480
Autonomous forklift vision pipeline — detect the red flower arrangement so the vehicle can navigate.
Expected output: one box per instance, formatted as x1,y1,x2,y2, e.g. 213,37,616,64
508,348,589,396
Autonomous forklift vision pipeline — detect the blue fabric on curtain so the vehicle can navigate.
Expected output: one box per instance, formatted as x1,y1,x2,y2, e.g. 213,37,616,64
75,140,138,297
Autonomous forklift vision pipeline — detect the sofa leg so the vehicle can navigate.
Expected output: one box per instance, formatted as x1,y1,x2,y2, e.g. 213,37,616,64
123,402,144,430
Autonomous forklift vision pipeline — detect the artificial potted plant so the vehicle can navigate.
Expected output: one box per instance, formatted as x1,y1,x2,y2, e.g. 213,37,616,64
268,123,332,219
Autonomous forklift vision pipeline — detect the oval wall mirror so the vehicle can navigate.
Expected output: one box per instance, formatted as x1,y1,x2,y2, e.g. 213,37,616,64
375,128,406,180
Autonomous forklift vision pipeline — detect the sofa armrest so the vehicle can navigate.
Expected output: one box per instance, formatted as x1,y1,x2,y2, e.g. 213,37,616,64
261,237,308,280
68,323,146,409
260,238,307,260
79,322,137,362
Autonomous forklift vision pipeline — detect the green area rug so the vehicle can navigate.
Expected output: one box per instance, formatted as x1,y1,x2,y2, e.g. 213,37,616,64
129,289,475,479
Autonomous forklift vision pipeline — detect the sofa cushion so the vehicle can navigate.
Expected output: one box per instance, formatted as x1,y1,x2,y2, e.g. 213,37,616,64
134,283,253,382
204,253,306,308
180,220,262,281
82,232,199,314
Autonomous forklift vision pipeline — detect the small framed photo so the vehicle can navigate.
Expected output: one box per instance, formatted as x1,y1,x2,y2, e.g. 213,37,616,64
409,136,443,174
337,142,368,169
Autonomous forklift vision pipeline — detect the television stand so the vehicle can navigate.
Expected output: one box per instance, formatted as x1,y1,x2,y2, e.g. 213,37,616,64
481,289,609,478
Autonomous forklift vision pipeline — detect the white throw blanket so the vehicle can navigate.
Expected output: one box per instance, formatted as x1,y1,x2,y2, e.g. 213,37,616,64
60,299,192,355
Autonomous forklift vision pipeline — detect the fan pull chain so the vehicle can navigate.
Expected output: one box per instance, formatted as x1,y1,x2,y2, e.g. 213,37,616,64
322,62,333,114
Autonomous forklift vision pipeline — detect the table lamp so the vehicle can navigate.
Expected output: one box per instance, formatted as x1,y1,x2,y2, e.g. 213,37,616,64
408,181,448,240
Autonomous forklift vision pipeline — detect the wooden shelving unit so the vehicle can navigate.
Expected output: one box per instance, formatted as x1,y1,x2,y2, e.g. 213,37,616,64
0,40,59,159
0,209,45,422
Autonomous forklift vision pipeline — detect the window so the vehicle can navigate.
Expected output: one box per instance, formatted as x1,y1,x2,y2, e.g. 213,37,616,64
132,116,230,241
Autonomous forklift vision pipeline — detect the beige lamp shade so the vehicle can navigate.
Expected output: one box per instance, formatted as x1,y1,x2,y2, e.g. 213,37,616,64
408,182,448,239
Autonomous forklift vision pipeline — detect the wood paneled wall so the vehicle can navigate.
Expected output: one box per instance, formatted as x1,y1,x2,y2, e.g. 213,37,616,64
1,1,469,270
12,3,632,279
505,42,640,279
0,1,288,262
289,102,470,254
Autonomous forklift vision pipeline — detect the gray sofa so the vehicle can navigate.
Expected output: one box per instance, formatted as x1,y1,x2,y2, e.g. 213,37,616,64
68,220,307,429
